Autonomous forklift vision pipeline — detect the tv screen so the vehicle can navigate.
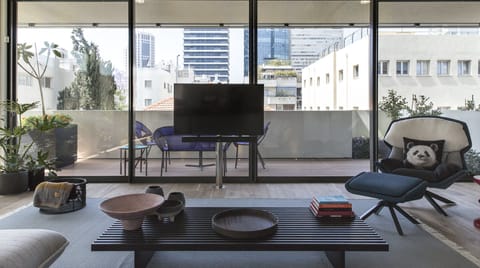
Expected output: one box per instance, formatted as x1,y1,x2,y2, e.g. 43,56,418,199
174,83,264,136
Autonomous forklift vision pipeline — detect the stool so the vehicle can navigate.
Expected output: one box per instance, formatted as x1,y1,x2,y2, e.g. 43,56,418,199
345,172,427,235
119,144,149,176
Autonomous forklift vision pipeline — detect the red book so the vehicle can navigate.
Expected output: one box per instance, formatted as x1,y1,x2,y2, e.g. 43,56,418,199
311,201,352,211
310,204,355,217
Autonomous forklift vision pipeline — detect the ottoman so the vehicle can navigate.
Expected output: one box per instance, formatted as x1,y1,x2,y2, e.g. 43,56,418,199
0,229,68,268
345,172,428,235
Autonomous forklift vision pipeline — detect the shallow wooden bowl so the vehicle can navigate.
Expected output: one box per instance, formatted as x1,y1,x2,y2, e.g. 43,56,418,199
100,193,164,230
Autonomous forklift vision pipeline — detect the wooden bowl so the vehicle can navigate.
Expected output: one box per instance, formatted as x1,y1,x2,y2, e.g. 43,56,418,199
100,193,164,230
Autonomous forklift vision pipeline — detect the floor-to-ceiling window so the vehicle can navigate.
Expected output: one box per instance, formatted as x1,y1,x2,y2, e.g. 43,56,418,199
15,1,129,179
256,1,370,178
133,0,249,180
378,1,480,177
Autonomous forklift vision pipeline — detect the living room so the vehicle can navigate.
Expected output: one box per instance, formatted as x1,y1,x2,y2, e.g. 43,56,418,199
1,1,480,267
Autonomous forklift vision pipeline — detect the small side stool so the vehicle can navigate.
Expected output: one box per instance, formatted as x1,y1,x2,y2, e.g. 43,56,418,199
119,144,149,176
345,172,427,235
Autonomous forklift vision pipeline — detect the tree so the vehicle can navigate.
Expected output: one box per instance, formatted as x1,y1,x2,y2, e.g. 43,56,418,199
379,89,408,120
407,94,442,116
57,28,118,110
17,42,63,116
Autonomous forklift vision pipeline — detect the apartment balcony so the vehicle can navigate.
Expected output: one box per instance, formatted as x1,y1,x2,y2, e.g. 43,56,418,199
33,109,478,180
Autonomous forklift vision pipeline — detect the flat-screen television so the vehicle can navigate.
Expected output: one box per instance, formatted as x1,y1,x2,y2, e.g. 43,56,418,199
174,83,264,136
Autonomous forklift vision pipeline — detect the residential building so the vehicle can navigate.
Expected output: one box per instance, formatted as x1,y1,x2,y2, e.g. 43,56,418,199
290,28,343,72
244,28,291,76
183,28,229,82
302,30,480,111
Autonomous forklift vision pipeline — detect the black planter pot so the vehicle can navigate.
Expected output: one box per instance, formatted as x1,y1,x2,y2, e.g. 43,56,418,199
28,168,45,191
29,124,78,168
0,171,29,195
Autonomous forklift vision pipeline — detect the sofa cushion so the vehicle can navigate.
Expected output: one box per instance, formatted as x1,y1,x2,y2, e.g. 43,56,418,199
0,229,68,268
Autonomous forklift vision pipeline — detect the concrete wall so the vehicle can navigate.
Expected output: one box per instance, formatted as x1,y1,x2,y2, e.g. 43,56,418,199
46,110,363,160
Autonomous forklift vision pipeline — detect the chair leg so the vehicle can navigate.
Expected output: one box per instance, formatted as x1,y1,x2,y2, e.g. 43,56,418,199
160,151,165,176
257,150,266,169
427,191,456,204
424,192,449,216
393,204,419,224
234,146,239,168
388,206,404,236
360,201,384,220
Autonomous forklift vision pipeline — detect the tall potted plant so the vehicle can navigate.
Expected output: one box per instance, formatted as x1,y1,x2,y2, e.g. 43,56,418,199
17,42,77,168
0,101,38,194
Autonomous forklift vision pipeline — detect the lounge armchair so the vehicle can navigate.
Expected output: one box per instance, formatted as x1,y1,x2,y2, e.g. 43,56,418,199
377,116,472,216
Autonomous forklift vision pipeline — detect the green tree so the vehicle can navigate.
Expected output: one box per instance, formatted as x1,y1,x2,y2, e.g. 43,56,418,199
407,94,442,116
379,89,408,120
57,28,118,110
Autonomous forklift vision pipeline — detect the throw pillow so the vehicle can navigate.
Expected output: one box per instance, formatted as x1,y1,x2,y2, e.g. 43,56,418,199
403,137,445,170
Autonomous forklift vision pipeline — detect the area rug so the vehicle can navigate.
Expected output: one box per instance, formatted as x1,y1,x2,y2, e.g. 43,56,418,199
0,198,478,268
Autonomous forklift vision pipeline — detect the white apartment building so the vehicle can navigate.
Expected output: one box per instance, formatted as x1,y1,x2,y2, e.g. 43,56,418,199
302,33,480,111
17,56,75,112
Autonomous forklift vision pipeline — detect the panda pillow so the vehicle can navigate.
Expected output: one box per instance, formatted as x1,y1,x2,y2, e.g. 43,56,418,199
403,137,445,170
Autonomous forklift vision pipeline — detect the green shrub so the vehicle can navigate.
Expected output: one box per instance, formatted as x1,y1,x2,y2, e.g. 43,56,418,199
465,149,480,175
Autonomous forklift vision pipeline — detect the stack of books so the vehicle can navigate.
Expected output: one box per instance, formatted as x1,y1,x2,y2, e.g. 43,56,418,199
309,195,354,218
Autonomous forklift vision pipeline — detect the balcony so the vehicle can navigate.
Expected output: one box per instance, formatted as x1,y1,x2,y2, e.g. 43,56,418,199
32,109,478,180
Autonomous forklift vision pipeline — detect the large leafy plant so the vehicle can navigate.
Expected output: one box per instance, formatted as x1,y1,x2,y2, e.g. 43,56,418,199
0,101,38,173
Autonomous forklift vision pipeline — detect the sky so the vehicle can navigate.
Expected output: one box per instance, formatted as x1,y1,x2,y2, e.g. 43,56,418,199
18,27,245,82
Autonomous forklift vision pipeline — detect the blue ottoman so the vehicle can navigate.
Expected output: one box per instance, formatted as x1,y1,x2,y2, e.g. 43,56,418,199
345,172,428,235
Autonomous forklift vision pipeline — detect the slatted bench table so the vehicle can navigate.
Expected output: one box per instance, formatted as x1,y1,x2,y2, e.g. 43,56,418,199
92,207,388,268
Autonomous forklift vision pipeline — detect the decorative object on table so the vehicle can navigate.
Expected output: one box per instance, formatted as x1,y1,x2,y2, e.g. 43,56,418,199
474,175,480,229
309,195,354,218
167,191,186,206
211,208,279,239
33,178,87,214
156,199,185,222
100,193,164,231
145,185,164,196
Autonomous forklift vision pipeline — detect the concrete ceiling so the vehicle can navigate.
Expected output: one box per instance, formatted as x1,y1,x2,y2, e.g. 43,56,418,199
17,1,480,27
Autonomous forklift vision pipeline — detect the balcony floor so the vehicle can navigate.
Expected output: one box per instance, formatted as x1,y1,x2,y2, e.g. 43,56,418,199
57,158,370,178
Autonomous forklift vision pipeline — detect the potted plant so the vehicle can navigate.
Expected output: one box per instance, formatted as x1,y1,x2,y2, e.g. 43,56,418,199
22,114,77,168
0,101,38,195
17,42,77,168
24,150,57,191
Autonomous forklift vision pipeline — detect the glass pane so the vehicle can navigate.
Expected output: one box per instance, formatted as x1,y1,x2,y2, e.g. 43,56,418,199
258,1,370,177
378,2,480,177
16,1,128,179
134,1,249,178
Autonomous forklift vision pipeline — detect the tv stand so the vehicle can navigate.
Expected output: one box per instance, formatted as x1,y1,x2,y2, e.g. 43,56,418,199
183,136,257,189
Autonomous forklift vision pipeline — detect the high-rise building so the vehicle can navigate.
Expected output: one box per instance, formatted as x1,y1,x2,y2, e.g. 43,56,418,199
290,29,343,71
183,28,229,82
244,28,291,76
136,32,156,68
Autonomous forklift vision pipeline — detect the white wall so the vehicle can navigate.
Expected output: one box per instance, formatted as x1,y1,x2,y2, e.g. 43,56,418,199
303,34,480,112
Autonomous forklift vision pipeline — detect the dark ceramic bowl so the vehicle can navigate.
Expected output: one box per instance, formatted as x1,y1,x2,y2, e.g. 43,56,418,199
156,199,185,222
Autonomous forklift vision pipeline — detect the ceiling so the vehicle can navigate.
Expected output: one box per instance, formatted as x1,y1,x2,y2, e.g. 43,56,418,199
17,1,480,27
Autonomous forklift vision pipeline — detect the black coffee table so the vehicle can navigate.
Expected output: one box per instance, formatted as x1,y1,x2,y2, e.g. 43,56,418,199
92,207,388,268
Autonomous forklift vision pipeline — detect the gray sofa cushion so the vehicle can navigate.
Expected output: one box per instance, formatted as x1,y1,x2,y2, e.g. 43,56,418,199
0,229,68,268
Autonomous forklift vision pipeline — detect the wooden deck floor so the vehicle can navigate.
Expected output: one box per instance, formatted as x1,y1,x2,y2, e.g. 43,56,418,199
56,158,370,177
